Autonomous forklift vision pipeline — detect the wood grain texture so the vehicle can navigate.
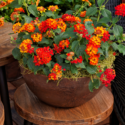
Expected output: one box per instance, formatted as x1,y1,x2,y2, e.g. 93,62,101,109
14,84,114,125
0,22,17,66
0,100,4,125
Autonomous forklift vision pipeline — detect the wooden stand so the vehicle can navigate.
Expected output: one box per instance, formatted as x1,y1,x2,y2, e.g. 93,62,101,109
0,23,17,125
0,100,4,125
14,84,114,125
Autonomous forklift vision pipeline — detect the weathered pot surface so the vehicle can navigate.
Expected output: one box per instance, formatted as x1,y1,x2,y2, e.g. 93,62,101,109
20,66,103,108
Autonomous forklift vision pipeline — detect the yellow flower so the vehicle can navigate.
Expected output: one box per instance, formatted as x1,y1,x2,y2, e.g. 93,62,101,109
48,5,59,12
12,22,22,33
37,6,46,13
94,27,106,37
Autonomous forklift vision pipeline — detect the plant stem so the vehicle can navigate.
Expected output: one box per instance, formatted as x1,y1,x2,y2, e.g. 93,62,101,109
97,8,101,22
74,3,84,16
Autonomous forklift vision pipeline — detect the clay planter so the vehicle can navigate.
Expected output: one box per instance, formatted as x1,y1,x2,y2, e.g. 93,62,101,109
20,67,103,108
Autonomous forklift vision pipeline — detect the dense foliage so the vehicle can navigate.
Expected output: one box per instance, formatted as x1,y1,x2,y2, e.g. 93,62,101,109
10,0,125,91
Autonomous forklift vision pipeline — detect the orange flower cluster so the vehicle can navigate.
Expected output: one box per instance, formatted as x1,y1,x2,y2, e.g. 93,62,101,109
37,6,46,13
46,30,54,38
12,22,22,33
74,23,90,40
7,0,14,4
31,17,40,27
39,18,58,33
62,14,81,23
85,36,101,65
24,23,35,32
0,18,4,27
48,5,59,12
33,47,54,66
80,11,86,17
115,3,125,17
57,18,67,32
0,1,6,8
10,12,19,22
94,27,110,42
59,40,70,49
31,33,42,42
14,7,25,13
54,40,70,54
48,63,62,80
82,0,92,6
71,56,83,64
19,39,34,54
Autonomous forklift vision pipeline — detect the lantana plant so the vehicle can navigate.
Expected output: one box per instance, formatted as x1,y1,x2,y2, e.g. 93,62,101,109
11,0,125,92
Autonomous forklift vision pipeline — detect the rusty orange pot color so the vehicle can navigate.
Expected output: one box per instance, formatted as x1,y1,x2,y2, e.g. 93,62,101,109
20,67,103,108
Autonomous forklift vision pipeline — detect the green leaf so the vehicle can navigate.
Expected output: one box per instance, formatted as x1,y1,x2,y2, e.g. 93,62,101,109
113,25,123,39
85,21,94,35
64,49,71,53
112,16,119,25
65,10,74,14
75,45,86,57
23,57,27,66
76,62,86,68
86,65,97,74
38,37,49,44
71,64,78,74
16,38,22,44
110,35,115,40
71,41,79,51
55,54,63,64
64,27,77,38
98,48,104,55
86,7,97,16
22,15,33,23
89,80,94,92
98,17,110,24
60,54,66,59
111,42,118,50
46,61,51,68
93,79,101,89
75,4,81,10
43,67,50,76
12,48,21,60
34,65,44,74
117,44,125,55
101,9,112,20
97,0,105,7
27,58,35,71
28,5,38,17
65,60,70,63
39,16,46,21
9,0,22,8
60,63,70,70
45,11,55,17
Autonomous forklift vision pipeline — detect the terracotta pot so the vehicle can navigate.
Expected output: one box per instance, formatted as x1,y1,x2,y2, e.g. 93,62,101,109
20,67,103,108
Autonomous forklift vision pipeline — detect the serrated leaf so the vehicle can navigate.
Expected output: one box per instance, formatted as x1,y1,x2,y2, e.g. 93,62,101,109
23,57,27,66
86,7,97,16
89,80,94,92
60,54,66,59
28,5,38,17
71,41,79,51
113,25,123,39
111,42,118,50
38,37,49,44
71,64,78,74
46,61,51,68
86,65,97,74
101,9,112,20
12,48,21,60
27,58,35,71
43,67,50,76
97,0,105,7
76,62,86,68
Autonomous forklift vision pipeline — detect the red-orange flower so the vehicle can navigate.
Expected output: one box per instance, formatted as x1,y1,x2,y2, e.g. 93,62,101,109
19,39,34,54
71,56,83,64
31,33,42,42
37,6,46,13
59,40,70,49
89,36,101,48
39,18,57,33
12,22,22,33
25,23,35,32
57,18,67,32
85,44,98,56
89,54,100,65
48,63,62,80
100,68,116,87
0,18,4,27
0,1,7,8
14,7,25,13
7,0,14,4
101,31,110,42
10,12,19,22
48,5,59,12
66,52,74,61
80,11,86,17
53,44,63,54
94,27,105,37
33,47,54,66
115,3,125,17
